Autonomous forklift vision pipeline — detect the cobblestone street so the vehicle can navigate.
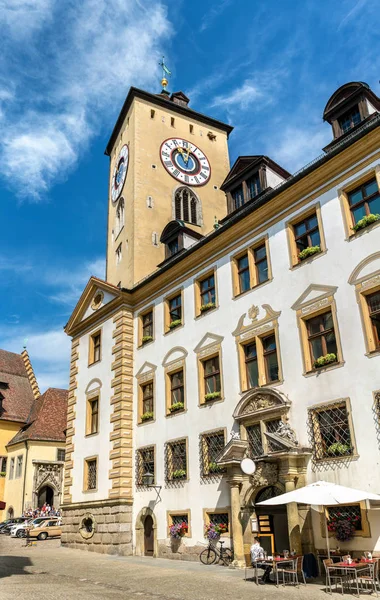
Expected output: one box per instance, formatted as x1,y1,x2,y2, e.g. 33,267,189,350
0,535,338,600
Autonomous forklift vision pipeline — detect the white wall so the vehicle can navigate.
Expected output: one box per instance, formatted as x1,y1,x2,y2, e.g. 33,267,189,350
133,157,380,548
71,319,115,502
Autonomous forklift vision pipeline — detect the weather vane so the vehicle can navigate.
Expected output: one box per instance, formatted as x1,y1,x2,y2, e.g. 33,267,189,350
159,56,171,95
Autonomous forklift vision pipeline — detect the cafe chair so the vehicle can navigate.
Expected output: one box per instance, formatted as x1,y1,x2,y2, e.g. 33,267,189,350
323,559,347,595
358,559,379,597
244,560,259,585
278,556,306,587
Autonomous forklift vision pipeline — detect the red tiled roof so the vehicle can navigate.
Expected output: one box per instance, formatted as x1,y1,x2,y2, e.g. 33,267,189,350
7,388,68,446
0,350,35,423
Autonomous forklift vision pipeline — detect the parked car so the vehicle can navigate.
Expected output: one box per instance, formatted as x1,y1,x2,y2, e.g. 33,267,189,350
10,516,53,538
28,519,62,540
1,518,29,535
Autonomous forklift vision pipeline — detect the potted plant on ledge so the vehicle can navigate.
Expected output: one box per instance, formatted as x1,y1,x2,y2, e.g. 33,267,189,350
314,353,337,369
208,461,224,474
169,319,182,330
299,245,321,261
327,442,351,457
327,512,360,542
200,302,216,313
204,391,221,402
142,335,153,345
172,469,186,480
204,522,228,544
141,411,154,423
168,401,184,414
169,521,188,540
352,213,380,232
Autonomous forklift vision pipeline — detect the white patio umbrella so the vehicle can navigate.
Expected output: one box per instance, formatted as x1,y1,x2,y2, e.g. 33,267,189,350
256,480,380,558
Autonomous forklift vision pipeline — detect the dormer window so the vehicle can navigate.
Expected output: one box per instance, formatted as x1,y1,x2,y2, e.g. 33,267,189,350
168,237,180,257
339,105,361,134
247,173,261,200
232,185,244,210
159,220,204,265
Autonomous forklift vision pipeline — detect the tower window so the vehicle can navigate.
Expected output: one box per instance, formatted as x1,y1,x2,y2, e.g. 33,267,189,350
116,243,122,265
189,124,194,134
171,117,175,127
339,105,361,134
115,198,125,238
150,109,155,119
174,187,200,225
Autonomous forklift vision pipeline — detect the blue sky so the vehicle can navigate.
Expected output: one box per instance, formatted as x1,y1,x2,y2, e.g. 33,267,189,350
1,0,379,391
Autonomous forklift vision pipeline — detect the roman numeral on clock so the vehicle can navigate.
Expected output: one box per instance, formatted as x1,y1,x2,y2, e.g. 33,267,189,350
199,172,207,179
164,161,173,168
194,176,200,184
173,169,180,177
162,151,170,158
184,175,189,183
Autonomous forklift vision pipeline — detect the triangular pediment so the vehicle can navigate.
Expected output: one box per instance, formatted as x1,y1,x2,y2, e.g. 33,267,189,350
291,284,338,311
65,277,122,335
221,156,262,187
193,332,224,354
136,361,157,378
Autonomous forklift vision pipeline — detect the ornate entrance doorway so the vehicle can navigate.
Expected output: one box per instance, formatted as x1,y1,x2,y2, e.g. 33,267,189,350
255,486,289,554
38,485,54,507
144,515,154,556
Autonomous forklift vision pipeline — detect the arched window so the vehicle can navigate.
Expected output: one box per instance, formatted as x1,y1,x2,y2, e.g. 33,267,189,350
174,187,200,225
115,197,125,237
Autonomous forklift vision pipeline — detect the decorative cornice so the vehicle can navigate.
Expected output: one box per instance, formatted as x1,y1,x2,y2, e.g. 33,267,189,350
232,304,281,338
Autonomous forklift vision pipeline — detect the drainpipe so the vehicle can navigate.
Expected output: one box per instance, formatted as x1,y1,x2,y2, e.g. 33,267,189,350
21,441,29,515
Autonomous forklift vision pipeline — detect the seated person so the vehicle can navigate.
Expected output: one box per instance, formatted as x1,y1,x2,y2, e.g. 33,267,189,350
250,537,272,584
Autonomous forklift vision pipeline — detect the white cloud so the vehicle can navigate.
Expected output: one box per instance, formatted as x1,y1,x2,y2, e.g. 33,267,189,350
45,258,105,307
210,80,264,110
0,0,54,36
0,0,171,199
266,125,331,173
199,0,232,32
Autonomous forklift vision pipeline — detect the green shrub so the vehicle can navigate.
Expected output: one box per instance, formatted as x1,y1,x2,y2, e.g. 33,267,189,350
314,353,337,369
172,469,186,479
169,401,184,413
169,319,182,329
142,335,153,344
204,391,221,401
200,302,216,313
141,411,154,422
299,245,321,261
208,462,224,473
327,442,350,456
352,213,380,232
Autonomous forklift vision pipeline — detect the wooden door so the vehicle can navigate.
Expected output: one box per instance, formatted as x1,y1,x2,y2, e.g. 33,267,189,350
144,515,154,556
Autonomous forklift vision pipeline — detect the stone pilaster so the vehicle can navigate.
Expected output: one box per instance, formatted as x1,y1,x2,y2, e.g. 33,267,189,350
63,338,79,504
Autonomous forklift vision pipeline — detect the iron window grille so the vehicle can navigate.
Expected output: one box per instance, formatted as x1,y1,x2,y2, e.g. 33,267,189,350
253,244,268,284
87,459,97,490
203,356,221,395
348,178,380,225
171,514,188,527
367,291,380,348
327,504,362,530
200,431,226,478
200,274,215,306
142,382,154,415
265,419,283,452
308,402,353,461
208,512,229,533
136,446,155,486
237,253,250,294
306,311,337,363
175,187,198,225
294,213,321,254
247,424,263,458
142,311,153,338
170,370,184,406
169,294,182,323
247,419,282,457
165,439,187,483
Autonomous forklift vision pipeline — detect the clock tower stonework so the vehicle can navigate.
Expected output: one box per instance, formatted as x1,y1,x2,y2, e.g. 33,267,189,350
105,87,233,288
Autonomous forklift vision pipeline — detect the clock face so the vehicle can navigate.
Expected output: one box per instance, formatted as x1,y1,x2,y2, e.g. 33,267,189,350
160,138,211,186
111,144,129,203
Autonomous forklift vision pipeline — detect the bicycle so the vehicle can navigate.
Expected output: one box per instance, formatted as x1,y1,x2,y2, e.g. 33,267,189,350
200,540,234,566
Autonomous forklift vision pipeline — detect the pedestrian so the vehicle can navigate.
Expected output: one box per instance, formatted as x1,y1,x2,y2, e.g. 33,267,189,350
250,537,272,585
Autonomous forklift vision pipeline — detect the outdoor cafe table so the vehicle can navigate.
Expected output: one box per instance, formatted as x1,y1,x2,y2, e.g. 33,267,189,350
327,560,375,597
251,556,298,586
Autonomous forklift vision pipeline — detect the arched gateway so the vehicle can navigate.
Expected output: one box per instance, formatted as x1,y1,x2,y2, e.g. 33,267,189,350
216,388,313,566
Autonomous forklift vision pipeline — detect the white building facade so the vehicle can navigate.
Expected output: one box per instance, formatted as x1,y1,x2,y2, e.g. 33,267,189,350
62,81,380,564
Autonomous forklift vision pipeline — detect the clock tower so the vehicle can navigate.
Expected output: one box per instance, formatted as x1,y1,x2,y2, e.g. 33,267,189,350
105,85,233,288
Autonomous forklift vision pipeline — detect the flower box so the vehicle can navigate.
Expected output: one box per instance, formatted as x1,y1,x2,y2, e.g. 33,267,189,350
169,522,188,539
205,522,228,541
172,469,186,480
168,401,184,413
204,391,221,401
314,353,337,369
141,335,153,345
352,213,380,232
169,319,182,330
200,302,216,313
299,245,321,261
141,411,154,422
208,462,224,474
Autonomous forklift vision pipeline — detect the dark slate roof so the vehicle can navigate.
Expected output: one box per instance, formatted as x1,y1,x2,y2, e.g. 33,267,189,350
0,350,35,423
7,388,68,446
